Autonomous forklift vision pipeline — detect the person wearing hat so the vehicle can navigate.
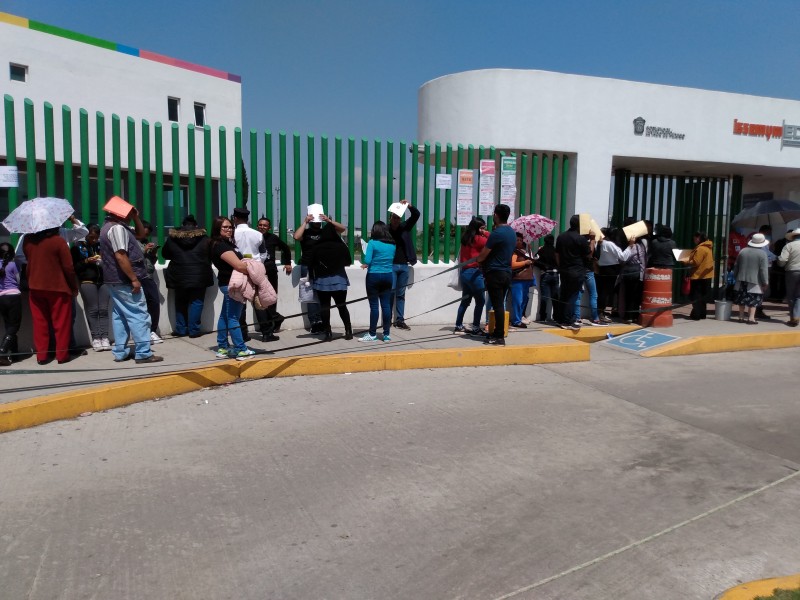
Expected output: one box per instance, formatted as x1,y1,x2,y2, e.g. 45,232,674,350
387,199,420,330
777,227,800,326
732,233,770,325
98,202,163,364
231,207,266,342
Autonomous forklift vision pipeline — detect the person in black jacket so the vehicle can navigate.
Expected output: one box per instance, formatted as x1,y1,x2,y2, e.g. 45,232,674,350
388,200,420,330
533,234,559,323
162,215,213,337
71,224,110,352
253,217,292,342
648,225,676,269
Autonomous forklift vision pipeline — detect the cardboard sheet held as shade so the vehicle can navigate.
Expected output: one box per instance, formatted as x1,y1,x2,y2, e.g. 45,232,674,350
578,214,605,239
623,220,648,241
103,196,135,219
673,248,692,262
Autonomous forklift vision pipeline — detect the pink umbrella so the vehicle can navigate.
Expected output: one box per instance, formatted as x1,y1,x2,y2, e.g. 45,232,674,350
510,214,557,243
2,197,74,234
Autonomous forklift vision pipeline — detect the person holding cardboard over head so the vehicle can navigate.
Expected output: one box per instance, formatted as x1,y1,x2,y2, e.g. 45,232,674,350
99,196,163,364
387,200,420,330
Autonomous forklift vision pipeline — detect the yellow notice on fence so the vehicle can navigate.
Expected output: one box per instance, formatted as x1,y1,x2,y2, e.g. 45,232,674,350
623,220,648,241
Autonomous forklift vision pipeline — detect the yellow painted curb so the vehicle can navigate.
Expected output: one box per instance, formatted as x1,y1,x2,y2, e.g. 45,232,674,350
0,343,588,434
642,331,800,357
717,574,800,599
0,364,239,433
545,324,640,343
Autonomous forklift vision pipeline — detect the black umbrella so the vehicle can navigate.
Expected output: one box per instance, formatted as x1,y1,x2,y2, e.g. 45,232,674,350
730,199,800,231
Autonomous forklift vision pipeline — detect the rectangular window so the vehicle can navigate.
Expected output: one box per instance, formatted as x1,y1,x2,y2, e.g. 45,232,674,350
9,63,27,82
167,97,180,122
193,102,206,127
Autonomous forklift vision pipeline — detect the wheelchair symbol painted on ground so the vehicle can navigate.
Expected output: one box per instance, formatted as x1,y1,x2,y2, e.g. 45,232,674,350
604,330,680,354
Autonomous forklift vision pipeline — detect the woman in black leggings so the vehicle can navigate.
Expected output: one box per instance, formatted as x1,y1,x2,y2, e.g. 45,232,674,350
306,215,352,341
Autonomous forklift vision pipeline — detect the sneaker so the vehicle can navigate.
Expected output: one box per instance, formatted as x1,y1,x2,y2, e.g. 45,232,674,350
466,326,483,335
394,320,411,330
599,315,612,323
512,322,527,329
383,334,391,342
309,323,324,334
101,338,111,351
559,323,581,331
262,334,280,342
113,353,131,363
235,349,257,361
214,349,231,359
150,331,163,344
453,325,465,333
135,354,164,364
483,336,506,346
91,339,103,352
589,319,608,327
359,333,378,342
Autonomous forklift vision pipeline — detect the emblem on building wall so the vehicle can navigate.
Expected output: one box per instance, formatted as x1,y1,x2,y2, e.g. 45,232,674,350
633,117,646,136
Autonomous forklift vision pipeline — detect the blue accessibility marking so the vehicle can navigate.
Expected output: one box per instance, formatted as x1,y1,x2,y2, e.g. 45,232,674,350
604,329,680,354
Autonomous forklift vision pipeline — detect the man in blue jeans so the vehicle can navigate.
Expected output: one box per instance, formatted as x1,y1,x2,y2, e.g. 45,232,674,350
388,200,420,330
474,204,516,346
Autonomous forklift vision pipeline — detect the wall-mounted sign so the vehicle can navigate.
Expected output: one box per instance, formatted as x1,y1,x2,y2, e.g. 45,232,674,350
782,121,800,149
0,166,19,188
435,174,452,189
733,118,782,141
632,117,686,140
456,169,474,226
478,159,495,216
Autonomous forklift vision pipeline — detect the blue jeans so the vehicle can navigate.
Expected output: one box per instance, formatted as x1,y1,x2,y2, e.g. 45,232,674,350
108,283,153,361
391,264,410,323
456,268,486,328
538,272,560,321
574,271,599,321
217,286,246,352
174,287,205,336
300,265,322,326
366,272,393,336
510,279,534,325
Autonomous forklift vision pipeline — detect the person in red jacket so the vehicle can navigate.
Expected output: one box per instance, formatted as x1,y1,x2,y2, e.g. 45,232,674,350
454,217,488,334
22,228,80,364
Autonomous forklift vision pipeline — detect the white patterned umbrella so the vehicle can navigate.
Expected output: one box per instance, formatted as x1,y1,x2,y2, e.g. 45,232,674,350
510,214,557,243
2,197,74,234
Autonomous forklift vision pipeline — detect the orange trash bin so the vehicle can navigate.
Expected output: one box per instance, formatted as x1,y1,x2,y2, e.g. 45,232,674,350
640,268,673,327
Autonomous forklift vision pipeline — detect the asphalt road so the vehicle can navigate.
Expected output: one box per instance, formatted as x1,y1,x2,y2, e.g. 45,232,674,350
2,348,799,600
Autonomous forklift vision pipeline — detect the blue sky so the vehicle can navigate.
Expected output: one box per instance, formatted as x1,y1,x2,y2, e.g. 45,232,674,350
4,0,799,145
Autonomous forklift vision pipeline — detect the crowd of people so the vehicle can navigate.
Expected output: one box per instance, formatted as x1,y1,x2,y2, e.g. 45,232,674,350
2,197,800,366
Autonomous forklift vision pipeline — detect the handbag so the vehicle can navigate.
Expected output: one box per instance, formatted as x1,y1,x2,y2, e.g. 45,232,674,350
298,276,317,303
447,268,462,291
681,275,691,296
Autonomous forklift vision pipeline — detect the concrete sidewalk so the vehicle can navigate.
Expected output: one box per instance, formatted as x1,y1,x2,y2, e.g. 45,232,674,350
1,299,799,433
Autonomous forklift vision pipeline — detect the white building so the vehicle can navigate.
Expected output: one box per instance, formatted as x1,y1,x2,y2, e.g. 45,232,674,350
0,10,242,224
418,69,800,226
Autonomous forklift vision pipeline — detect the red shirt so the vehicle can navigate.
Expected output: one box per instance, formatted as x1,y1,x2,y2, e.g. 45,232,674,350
459,232,488,269
23,233,79,295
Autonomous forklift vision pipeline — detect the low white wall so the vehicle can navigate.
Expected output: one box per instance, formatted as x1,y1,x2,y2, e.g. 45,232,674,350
5,262,552,348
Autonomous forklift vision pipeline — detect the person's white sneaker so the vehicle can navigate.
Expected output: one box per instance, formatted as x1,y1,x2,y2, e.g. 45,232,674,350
150,331,163,344
91,339,103,352
100,338,111,351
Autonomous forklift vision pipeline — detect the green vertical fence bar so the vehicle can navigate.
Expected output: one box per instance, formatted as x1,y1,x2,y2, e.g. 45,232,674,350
549,154,559,225
278,132,287,243
334,136,342,223
249,129,258,226
171,123,181,227
539,153,549,219
264,131,273,223
62,106,73,204
218,127,228,218
386,140,394,210
411,142,419,250
361,138,368,247
187,124,196,217
372,138,381,224
347,137,355,254
560,155,569,229
658,175,666,224
454,143,464,247
142,121,151,223
487,146,495,230
154,123,164,245
3,96,19,238
234,128,243,209
96,112,106,215
399,141,407,201
111,114,121,197
421,143,431,264
519,153,528,216
444,143,452,262
730,175,744,219
632,174,640,221
307,133,315,208
79,110,90,220
127,117,136,206
648,175,657,222
715,178,726,277
43,102,55,196
293,132,301,231
666,176,674,229
432,143,442,263
530,154,539,216
321,135,329,214
203,126,211,230
24,99,37,200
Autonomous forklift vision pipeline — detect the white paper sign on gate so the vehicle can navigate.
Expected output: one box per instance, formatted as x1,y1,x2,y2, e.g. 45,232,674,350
457,169,474,226
0,166,19,188
499,157,517,219
479,159,495,216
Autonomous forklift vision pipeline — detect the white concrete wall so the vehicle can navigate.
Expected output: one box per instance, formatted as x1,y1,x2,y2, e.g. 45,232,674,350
419,69,800,224
0,21,242,178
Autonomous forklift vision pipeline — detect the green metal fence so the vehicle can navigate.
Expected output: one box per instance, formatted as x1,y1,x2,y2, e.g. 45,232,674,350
2,94,572,263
